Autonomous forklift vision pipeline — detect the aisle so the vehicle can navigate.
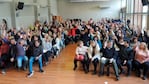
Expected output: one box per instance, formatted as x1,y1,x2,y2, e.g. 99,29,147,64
0,44,148,84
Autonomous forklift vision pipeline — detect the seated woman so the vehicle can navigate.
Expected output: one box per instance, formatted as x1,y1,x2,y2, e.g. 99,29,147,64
93,36,102,49
51,33,61,57
99,41,120,81
73,40,89,73
130,37,140,49
88,40,101,75
40,33,52,65
133,42,149,80
0,39,9,74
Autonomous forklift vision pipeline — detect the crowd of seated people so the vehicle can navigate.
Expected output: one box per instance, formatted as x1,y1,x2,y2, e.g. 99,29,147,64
0,20,71,77
71,18,149,81
0,18,149,81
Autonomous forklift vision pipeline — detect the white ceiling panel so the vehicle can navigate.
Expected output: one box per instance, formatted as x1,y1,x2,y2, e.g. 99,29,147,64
70,0,110,2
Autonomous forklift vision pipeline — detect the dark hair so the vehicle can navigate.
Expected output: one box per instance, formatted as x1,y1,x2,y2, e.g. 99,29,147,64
2,19,8,30
124,40,129,44
93,36,98,40
2,19,7,24
35,40,40,43
34,40,41,46
0,40,2,46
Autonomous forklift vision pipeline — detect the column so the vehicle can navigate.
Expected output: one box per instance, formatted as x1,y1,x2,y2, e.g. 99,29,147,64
33,0,38,21
10,0,16,28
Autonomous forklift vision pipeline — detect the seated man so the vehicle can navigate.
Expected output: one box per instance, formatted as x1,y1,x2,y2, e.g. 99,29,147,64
16,39,28,71
99,41,120,81
27,40,44,77
115,40,134,76
9,38,17,67
51,33,60,56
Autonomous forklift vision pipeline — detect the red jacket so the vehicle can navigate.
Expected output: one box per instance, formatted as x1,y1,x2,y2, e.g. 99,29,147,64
0,43,9,57
68,27,77,37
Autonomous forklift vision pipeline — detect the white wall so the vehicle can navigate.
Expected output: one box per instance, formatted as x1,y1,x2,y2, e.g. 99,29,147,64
37,0,49,23
15,6,35,29
49,0,58,16
15,0,58,29
0,2,12,28
57,0,121,21
38,7,49,23
15,0,35,29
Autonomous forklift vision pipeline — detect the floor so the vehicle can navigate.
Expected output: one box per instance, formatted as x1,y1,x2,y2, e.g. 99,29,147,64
0,44,148,84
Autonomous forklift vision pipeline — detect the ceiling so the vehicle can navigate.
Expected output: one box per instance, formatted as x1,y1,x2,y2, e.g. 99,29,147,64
69,0,110,2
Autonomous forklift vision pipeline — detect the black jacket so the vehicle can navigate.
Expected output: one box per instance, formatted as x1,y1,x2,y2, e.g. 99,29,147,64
115,40,134,60
33,45,43,57
9,44,17,58
102,47,117,59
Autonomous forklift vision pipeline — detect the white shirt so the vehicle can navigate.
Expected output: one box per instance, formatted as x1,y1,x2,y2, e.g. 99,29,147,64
76,46,88,55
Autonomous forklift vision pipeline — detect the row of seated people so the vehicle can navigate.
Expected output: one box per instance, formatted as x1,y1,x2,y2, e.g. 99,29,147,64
66,18,149,81
0,26,67,77
73,38,149,81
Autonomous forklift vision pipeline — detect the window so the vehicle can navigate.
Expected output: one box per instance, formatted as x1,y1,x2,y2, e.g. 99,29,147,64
125,0,148,31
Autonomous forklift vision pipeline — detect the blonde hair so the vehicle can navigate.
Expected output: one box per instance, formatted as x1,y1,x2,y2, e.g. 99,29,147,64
139,42,148,51
77,40,83,46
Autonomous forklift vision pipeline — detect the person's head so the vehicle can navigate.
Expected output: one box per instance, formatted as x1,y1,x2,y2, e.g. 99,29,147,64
17,32,21,36
10,38,16,45
45,34,50,42
48,30,52,36
78,40,84,47
89,29,94,33
93,36,99,41
95,27,99,31
19,39,25,46
44,34,49,39
139,42,148,51
33,35,39,41
107,41,113,48
53,33,57,38
119,37,124,44
2,19,7,25
117,30,122,34
7,30,12,36
124,41,129,47
133,37,138,43
90,40,96,47
22,33,27,40
35,40,41,47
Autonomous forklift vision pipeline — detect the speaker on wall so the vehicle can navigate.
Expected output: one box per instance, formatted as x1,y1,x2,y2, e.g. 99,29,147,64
141,0,149,6
17,2,24,10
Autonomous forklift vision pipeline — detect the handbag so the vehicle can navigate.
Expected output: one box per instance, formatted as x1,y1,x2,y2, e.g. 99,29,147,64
75,55,84,61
